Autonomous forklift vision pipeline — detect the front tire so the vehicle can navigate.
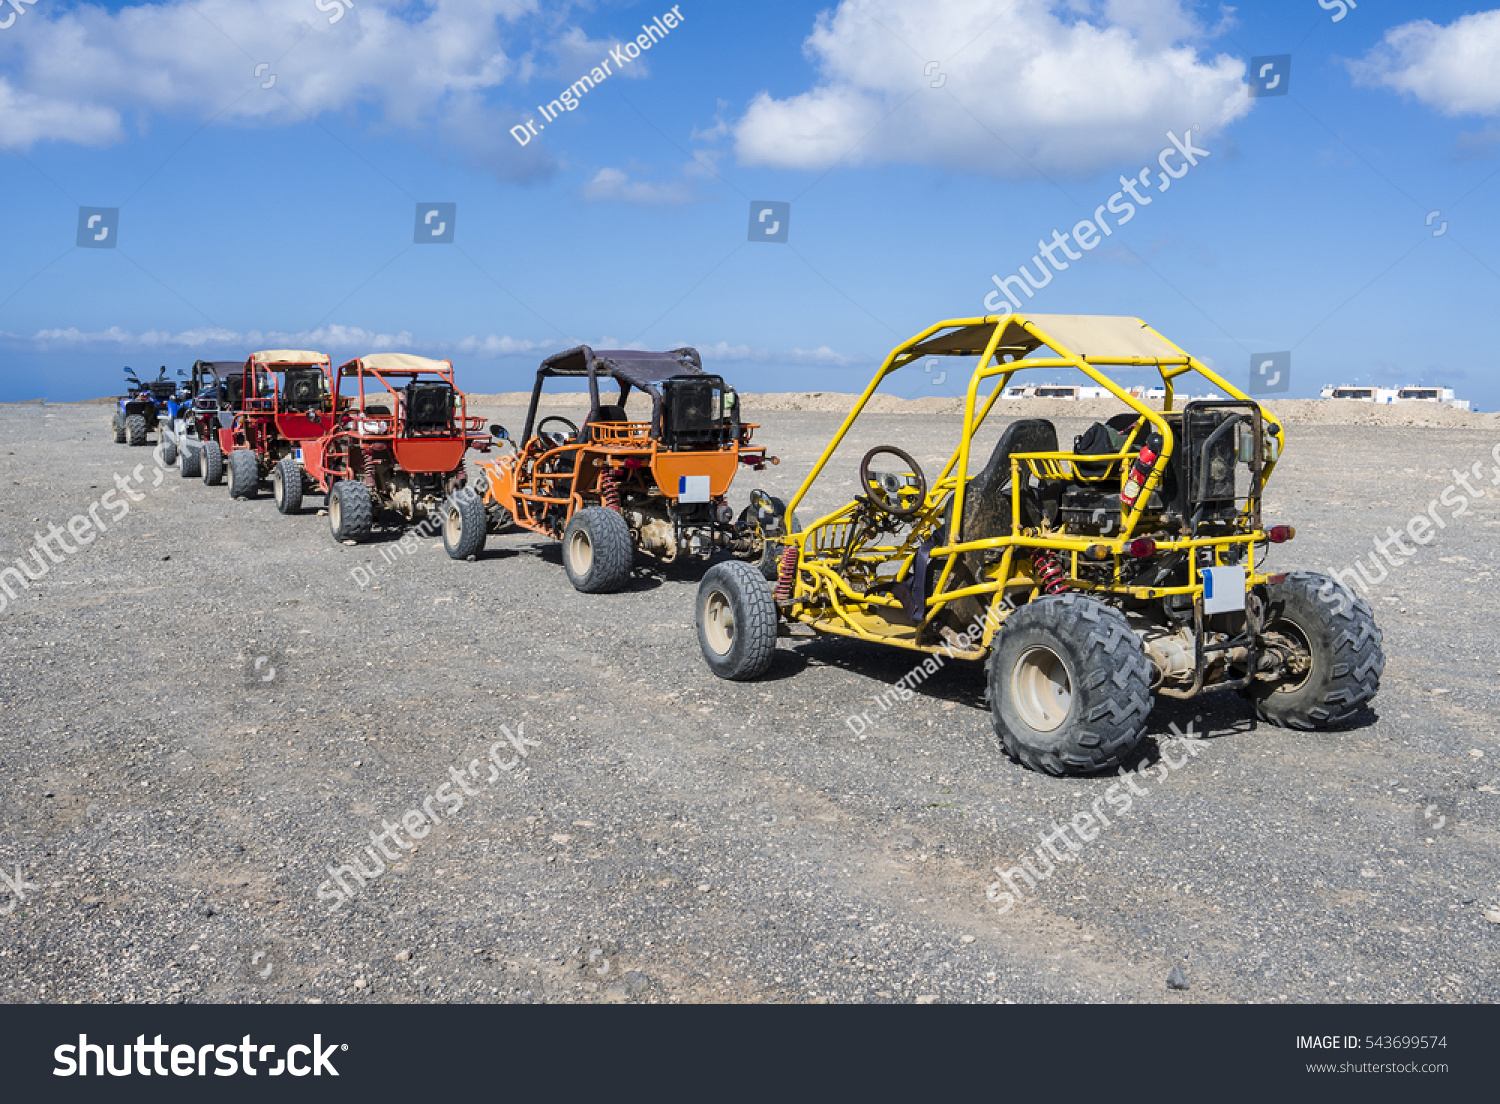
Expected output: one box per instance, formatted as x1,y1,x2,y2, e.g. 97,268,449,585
179,443,201,478
160,434,177,467
988,594,1153,776
442,488,487,560
126,414,147,447
697,561,778,680
273,455,303,515
561,507,633,593
200,439,224,486
112,412,126,444
329,481,373,543
228,449,259,499
1247,571,1383,730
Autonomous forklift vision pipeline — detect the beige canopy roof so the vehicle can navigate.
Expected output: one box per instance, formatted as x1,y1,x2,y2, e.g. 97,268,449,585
1017,315,1185,361
250,350,330,365
349,353,453,373
907,315,1185,364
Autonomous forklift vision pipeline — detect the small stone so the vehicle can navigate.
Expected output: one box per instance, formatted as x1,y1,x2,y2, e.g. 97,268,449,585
353,977,368,990
892,835,918,850
915,994,939,1005
1470,749,1485,759
1483,910,1500,925
1167,966,1190,990
959,934,976,944
395,950,411,962
697,884,712,893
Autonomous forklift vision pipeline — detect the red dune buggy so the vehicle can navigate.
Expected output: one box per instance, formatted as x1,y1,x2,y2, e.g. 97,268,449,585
299,353,491,544
226,351,335,504
172,359,245,484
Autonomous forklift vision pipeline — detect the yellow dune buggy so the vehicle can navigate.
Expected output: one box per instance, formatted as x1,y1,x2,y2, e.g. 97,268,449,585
695,314,1384,776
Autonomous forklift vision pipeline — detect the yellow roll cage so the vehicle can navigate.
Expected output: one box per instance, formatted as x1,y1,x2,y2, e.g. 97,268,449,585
780,314,1285,658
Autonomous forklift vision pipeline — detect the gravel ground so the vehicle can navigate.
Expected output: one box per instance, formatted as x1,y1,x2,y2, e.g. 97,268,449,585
0,399,1496,1005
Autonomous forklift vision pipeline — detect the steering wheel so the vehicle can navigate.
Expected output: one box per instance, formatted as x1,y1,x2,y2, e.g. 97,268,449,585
536,415,579,447
859,446,927,518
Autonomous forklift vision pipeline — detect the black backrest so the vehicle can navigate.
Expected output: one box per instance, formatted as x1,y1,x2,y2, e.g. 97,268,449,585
282,368,324,411
404,382,454,434
960,419,1058,544
659,378,721,447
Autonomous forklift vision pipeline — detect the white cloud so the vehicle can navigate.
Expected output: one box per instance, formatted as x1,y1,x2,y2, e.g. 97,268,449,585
578,166,698,205
732,0,1250,178
1350,10,1500,116
0,0,562,179
14,325,861,366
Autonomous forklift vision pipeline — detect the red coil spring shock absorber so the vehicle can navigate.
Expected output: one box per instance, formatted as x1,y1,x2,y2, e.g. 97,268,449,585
774,545,799,601
1032,549,1069,595
360,441,378,489
600,468,622,511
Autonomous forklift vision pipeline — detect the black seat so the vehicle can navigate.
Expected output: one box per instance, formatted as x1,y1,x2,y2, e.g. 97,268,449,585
960,418,1058,545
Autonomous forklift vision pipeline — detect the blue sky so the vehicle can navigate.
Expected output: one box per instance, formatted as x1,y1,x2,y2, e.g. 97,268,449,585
2,0,1499,407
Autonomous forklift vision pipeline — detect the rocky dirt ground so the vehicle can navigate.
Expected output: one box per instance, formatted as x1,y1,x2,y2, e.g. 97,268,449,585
0,398,1496,1004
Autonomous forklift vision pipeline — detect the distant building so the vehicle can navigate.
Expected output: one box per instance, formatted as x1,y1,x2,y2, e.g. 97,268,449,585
1319,384,1469,410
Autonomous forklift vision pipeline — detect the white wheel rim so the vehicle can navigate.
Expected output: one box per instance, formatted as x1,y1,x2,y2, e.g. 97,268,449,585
1011,645,1073,732
567,528,593,575
445,505,463,544
704,590,735,656
330,495,342,529
273,470,284,500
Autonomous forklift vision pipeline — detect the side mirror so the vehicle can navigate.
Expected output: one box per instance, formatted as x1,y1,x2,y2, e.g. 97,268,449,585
489,424,509,440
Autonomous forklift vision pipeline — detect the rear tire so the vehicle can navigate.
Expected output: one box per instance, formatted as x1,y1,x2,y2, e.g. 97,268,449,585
126,414,147,447
200,439,223,486
736,504,802,581
442,489,487,560
697,560,778,680
228,449,259,499
988,594,1153,776
273,455,303,515
1247,571,1383,730
160,434,178,467
561,507,633,593
179,443,201,478
329,481,373,543
112,412,126,443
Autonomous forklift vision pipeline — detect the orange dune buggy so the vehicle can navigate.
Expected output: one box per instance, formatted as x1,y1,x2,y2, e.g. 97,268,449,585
451,345,779,591
299,354,492,544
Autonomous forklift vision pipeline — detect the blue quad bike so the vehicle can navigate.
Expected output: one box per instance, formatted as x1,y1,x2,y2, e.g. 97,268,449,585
111,366,187,454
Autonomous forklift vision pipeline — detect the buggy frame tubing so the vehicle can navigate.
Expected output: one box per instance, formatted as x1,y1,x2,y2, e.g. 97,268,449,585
781,315,1286,651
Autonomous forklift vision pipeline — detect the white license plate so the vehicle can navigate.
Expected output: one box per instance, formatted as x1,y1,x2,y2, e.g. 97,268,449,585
678,475,711,504
1202,566,1247,614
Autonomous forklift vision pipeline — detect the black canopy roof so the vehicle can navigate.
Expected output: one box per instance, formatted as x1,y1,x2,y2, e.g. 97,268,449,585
537,346,704,391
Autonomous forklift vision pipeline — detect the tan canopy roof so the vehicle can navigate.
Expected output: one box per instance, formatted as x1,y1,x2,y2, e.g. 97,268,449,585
1018,315,1185,361
352,353,452,373
250,350,329,365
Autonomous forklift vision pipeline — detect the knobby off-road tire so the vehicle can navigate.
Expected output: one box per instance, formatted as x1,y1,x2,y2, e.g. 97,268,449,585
228,449,259,499
697,560,778,681
200,439,224,486
329,481,373,543
126,414,147,447
442,488,487,560
160,433,178,467
178,442,201,479
112,413,126,443
1247,571,1384,730
561,506,633,593
273,455,303,515
736,504,802,581
988,593,1154,776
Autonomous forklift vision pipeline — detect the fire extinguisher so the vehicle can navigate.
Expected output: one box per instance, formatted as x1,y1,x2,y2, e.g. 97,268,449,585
1120,431,1163,510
